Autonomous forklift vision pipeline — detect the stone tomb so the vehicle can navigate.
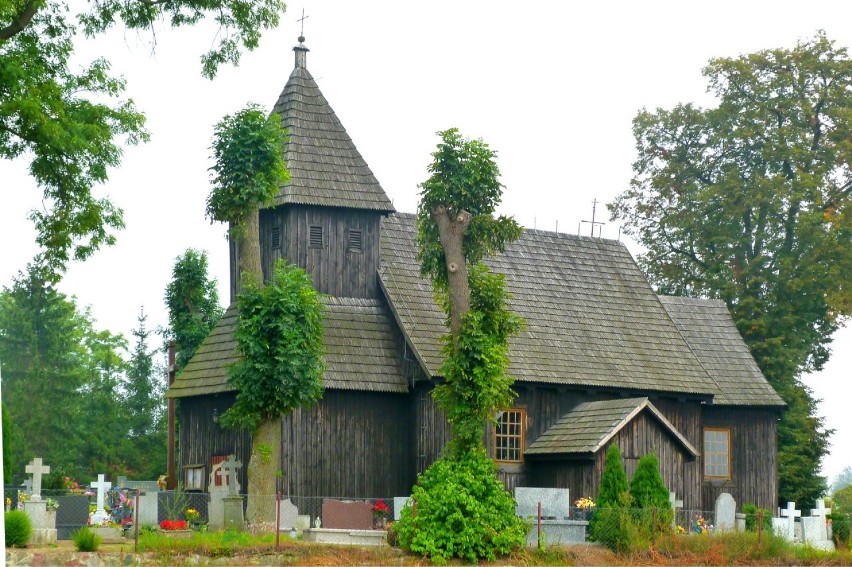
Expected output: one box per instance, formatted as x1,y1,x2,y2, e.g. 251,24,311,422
321,499,373,530
23,458,56,544
278,498,299,531
714,492,736,532
208,456,243,531
302,499,386,546
802,499,834,551
125,480,161,526
514,487,587,546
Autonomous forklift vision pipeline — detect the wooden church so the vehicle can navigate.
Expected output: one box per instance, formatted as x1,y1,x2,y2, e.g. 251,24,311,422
167,36,785,512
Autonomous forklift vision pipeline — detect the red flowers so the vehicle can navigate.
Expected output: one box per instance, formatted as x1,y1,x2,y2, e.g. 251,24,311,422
372,499,390,517
160,520,187,530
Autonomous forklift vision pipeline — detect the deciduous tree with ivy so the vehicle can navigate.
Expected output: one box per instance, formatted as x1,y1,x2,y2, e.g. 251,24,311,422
207,104,323,525
610,31,851,508
1,0,285,277
395,128,527,564
164,249,223,372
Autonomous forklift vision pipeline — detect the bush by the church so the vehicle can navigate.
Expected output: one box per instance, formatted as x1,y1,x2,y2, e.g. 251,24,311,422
72,526,102,552
395,448,528,565
629,452,673,534
5,510,32,547
743,503,772,532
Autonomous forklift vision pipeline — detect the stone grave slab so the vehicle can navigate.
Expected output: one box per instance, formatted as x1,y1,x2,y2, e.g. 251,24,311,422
772,517,793,541
714,492,736,532
125,481,161,526
393,497,411,521
322,499,373,530
514,487,569,519
56,495,90,540
208,460,240,531
801,516,829,544
278,498,299,531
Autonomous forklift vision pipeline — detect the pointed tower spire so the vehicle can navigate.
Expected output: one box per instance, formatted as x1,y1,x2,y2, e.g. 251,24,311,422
294,35,309,69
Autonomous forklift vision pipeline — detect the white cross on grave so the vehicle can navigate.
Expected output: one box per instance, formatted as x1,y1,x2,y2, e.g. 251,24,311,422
780,501,801,540
90,474,112,524
25,458,50,501
221,455,242,496
811,499,832,521
669,491,684,528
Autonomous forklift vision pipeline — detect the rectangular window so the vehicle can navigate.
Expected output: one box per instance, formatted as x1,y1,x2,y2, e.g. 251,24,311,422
184,465,205,491
495,409,525,463
309,225,323,249
704,428,731,479
348,229,362,252
271,226,281,248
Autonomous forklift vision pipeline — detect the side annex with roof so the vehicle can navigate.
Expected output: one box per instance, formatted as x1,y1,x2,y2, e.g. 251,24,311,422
167,38,785,512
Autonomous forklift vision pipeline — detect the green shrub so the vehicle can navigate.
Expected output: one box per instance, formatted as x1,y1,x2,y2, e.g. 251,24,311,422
590,493,642,553
598,444,629,507
395,448,528,565
830,511,850,547
72,527,102,552
5,510,32,547
629,452,673,533
743,503,772,532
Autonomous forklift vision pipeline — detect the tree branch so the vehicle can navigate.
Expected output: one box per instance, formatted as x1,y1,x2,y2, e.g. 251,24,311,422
0,0,40,41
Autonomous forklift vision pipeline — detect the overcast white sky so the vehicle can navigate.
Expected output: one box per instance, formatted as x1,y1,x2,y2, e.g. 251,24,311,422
0,1,849,483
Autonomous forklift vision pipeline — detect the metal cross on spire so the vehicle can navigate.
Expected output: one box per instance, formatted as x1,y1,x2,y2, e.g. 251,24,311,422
298,8,309,39
580,198,606,237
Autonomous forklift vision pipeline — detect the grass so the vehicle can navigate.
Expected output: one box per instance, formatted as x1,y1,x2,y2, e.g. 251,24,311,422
14,529,852,566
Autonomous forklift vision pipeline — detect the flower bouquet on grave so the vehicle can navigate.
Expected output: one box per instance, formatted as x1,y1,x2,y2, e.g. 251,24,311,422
574,496,596,520
372,499,390,529
184,508,204,530
160,519,188,531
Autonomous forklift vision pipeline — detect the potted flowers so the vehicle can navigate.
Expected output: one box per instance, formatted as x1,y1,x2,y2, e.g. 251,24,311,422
372,499,390,529
574,496,595,520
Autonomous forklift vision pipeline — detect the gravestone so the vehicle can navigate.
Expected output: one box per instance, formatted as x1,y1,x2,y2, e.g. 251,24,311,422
802,499,834,550
22,479,32,497
278,498,299,531
669,492,684,529
514,487,570,519
90,474,112,525
322,499,373,530
714,492,736,532
25,457,50,501
56,495,90,539
126,480,161,526
780,501,801,541
772,517,792,541
209,455,243,530
393,497,412,521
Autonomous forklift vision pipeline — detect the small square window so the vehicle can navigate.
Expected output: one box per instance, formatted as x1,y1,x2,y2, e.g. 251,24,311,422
309,225,323,249
495,409,525,463
184,465,205,491
703,428,731,479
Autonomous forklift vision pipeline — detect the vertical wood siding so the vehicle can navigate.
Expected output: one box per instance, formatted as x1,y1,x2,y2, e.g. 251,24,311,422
700,407,779,511
257,205,382,299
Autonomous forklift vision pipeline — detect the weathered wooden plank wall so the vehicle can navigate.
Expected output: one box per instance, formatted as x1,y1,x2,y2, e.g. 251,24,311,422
254,205,382,300
179,394,252,492
281,390,415,497
701,407,779,511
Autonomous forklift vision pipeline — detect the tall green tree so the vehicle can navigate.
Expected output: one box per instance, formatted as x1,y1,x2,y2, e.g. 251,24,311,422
207,104,294,525
1,0,285,277
220,260,324,522
0,265,128,480
396,128,527,563
164,249,223,372
2,402,12,484
207,104,289,289
123,308,167,479
598,444,629,508
610,31,851,508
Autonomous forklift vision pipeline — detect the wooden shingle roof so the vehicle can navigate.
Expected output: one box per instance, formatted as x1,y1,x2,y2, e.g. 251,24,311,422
525,397,699,457
658,296,785,407
379,213,720,398
167,297,407,398
268,41,395,213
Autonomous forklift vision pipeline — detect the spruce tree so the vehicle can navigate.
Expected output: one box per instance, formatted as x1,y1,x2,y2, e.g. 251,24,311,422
598,444,629,507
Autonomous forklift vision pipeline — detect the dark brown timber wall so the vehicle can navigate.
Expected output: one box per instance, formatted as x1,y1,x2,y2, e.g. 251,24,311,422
181,390,415,497
700,406,779,511
253,205,382,300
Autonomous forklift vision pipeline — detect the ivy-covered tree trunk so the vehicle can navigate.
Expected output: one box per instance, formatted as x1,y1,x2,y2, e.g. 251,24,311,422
237,203,263,290
430,206,471,342
246,418,281,524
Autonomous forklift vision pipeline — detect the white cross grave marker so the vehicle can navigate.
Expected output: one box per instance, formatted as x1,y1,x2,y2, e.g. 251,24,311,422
90,474,112,524
669,491,684,529
780,501,801,540
810,499,832,541
221,455,242,496
25,457,50,501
